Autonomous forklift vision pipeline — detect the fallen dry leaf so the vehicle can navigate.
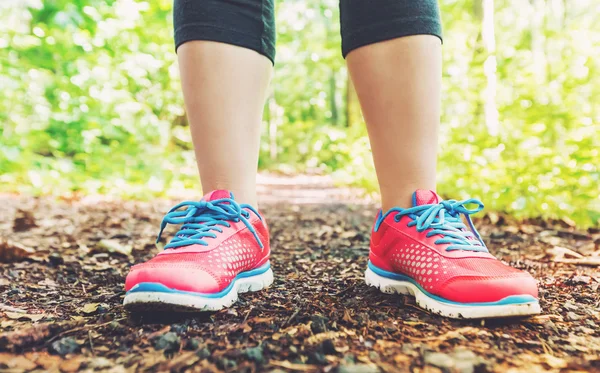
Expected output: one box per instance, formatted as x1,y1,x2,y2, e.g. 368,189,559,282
269,360,320,372
81,303,100,314
571,275,592,284
0,238,35,263
167,351,200,370
548,246,583,259
248,316,274,324
487,211,500,224
95,239,132,256
59,356,86,373
0,353,37,370
306,331,341,345
0,303,27,313
25,352,62,370
541,354,568,369
547,246,600,266
556,257,600,266
4,312,45,322
13,209,37,232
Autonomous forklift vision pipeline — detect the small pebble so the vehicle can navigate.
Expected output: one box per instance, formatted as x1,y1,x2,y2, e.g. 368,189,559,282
50,337,79,356
310,314,328,334
244,346,265,364
342,353,356,365
424,349,486,373
196,347,211,359
320,339,337,355
490,231,506,239
186,338,201,350
170,323,188,334
48,252,64,266
216,358,237,370
308,351,327,365
154,332,180,352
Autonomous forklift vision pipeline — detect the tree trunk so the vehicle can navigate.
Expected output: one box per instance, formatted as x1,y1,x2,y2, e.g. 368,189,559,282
330,71,338,126
481,0,499,136
531,0,547,84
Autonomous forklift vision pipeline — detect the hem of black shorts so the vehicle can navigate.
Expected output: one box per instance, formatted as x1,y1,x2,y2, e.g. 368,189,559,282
175,24,275,65
342,16,443,58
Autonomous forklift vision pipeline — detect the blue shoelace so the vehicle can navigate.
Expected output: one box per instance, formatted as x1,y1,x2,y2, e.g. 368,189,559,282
375,198,488,252
156,198,263,250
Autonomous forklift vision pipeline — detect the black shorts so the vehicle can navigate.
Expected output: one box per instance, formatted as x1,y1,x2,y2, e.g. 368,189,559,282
173,0,442,65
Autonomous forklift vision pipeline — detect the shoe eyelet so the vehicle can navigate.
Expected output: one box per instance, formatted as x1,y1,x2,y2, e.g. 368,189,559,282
394,216,401,222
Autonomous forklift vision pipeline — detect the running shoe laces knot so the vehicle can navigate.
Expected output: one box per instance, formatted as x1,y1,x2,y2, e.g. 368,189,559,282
379,198,487,252
157,198,263,249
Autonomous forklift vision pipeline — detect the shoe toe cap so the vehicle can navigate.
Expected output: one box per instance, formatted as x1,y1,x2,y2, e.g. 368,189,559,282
435,271,539,304
125,262,221,294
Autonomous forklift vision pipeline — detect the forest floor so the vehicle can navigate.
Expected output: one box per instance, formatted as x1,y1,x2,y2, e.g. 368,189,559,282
1,174,599,373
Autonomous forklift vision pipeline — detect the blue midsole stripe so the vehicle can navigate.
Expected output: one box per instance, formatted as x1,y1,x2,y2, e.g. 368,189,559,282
368,261,538,307
126,262,271,299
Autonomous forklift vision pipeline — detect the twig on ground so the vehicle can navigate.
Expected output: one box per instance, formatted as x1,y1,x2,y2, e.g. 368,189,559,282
0,303,27,313
243,306,254,323
88,330,95,356
283,307,301,327
334,284,356,296
46,318,126,344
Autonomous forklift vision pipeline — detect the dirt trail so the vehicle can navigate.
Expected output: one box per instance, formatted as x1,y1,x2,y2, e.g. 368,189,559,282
0,177,599,372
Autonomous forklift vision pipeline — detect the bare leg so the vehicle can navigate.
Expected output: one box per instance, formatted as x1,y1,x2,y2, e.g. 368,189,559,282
347,35,441,210
178,41,272,207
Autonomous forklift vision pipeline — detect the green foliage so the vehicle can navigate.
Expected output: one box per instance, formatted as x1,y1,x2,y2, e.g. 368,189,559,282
434,0,600,226
0,0,598,226
1,0,194,198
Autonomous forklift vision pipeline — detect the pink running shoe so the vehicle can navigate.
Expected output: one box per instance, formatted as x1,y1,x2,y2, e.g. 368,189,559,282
366,190,540,319
124,190,272,311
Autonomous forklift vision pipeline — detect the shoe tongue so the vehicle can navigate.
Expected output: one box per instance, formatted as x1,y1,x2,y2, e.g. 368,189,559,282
412,190,442,207
202,190,234,202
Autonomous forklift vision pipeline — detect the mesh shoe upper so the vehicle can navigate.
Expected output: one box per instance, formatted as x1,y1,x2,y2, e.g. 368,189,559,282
369,190,538,303
125,191,270,294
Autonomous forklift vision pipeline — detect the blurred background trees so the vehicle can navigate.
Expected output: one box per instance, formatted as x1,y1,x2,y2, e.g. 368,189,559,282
0,0,598,226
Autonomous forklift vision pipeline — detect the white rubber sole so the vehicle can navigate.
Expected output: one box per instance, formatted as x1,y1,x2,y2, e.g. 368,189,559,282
365,267,541,319
123,268,274,312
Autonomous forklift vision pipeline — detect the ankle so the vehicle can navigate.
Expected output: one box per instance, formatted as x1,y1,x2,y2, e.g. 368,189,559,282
202,184,258,207
381,192,413,211
380,185,436,211
229,190,258,208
